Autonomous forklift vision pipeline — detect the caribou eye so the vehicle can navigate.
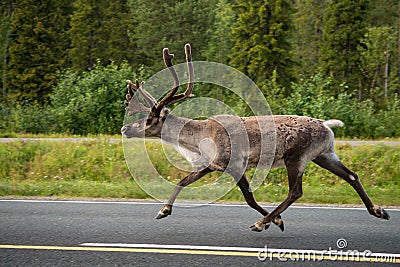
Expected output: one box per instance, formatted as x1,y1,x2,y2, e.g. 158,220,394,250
146,118,152,125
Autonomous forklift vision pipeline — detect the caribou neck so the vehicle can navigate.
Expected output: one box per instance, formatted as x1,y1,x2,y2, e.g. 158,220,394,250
159,113,206,150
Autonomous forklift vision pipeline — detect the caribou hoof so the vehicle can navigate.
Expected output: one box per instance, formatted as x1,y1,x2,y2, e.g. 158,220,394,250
373,206,390,220
155,212,169,219
155,205,172,219
273,216,285,232
250,216,284,232
249,222,265,232
278,221,285,232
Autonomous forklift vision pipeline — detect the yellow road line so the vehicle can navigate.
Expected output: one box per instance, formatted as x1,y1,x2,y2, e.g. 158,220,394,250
0,244,399,264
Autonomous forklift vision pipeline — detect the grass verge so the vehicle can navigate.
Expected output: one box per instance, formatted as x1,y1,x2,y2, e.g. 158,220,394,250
0,139,399,206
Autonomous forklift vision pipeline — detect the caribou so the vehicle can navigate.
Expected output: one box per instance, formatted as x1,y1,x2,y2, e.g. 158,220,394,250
121,44,390,232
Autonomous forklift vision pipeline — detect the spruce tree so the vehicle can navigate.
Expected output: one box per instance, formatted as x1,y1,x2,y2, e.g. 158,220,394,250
68,0,99,71
293,0,325,76
230,0,296,94
0,2,12,98
7,0,72,104
320,0,369,97
68,0,135,72
128,0,217,71
97,1,137,66
205,0,235,64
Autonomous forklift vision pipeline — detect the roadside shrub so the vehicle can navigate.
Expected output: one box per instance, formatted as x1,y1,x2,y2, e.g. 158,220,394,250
0,62,141,135
0,100,17,134
278,73,400,139
50,62,135,135
0,100,56,134
1,68,399,138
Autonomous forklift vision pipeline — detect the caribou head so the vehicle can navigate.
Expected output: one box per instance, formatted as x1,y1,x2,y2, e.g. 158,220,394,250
121,44,194,139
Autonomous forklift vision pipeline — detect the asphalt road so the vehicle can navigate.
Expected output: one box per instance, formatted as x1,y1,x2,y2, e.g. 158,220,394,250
0,200,399,266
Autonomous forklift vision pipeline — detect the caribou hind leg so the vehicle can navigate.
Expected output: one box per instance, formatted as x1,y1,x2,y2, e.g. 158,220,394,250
155,168,213,219
313,153,390,220
236,175,284,231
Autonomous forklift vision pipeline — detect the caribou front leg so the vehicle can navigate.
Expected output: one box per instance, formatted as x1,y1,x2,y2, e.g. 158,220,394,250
237,175,284,231
156,168,213,219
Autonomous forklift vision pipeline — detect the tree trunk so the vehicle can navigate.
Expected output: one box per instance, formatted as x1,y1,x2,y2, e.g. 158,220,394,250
384,44,389,98
398,4,400,95
2,58,6,98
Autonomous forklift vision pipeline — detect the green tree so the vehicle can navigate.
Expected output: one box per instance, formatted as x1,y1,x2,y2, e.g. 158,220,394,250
293,0,325,76
68,0,100,71
360,26,396,105
7,0,72,104
366,0,399,97
50,63,134,135
68,0,135,72
97,1,137,66
0,2,12,99
319,0,369,98
205,0,235,64
367,0,398,26
128,0,217,71
230,0,296,94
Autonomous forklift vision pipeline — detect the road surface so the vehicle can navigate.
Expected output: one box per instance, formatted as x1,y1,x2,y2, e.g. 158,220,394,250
0,200,399,266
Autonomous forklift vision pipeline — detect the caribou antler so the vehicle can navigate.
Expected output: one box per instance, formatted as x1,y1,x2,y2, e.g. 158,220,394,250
125,44,195,117
158,48,180,103
124,79,140,106
125,80,156,115
166,44,195,106
155,44,194,115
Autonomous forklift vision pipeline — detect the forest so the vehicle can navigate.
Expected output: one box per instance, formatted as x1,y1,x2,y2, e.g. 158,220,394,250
1,0,400,138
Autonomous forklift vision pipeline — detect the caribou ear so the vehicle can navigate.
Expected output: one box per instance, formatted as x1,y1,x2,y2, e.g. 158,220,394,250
160,108,170,120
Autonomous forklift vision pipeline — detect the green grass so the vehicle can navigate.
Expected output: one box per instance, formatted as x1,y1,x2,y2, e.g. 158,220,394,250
0,133,119,138
0,138,399,206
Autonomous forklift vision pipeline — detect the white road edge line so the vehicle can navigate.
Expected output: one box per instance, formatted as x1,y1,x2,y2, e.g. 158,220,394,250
1,199,399,211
